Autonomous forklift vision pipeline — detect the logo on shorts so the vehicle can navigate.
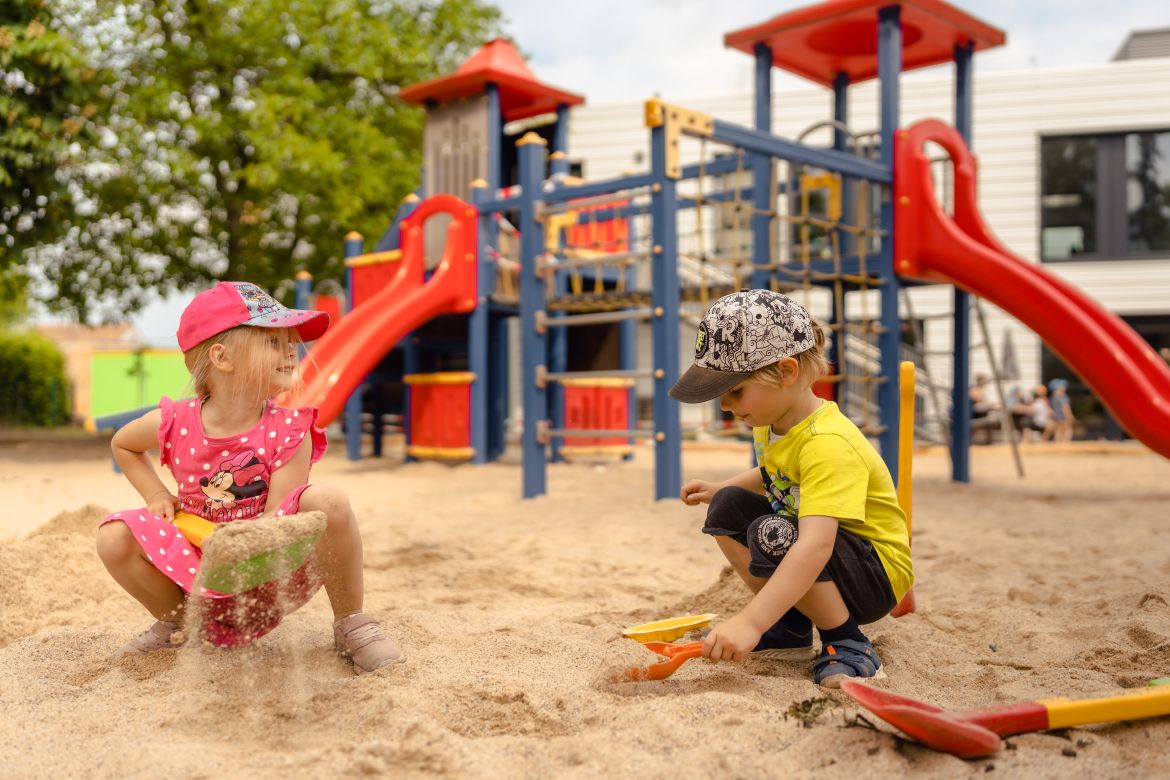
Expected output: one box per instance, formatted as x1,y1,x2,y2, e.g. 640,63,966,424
695,321,709,359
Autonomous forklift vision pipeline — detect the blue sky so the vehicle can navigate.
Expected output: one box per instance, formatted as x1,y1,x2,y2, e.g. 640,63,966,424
103,1,1170,344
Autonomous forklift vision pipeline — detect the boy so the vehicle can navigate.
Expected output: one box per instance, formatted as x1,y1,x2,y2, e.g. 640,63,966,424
670,290,912,687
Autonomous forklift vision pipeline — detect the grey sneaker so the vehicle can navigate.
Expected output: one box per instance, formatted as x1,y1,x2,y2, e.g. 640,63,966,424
115,620,185,657
333,613,404,675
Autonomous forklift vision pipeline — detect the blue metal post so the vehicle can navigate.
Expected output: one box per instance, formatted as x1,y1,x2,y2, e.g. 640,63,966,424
551,103,571,177
622,216,638,461
517,133,549,497
650,124,681,500
832,71,851,393
751,42,774,290
877,6,902,475
343,232,365,461
549,257,567,464
294,271,312,361
469,182,493,465
951,42,975,482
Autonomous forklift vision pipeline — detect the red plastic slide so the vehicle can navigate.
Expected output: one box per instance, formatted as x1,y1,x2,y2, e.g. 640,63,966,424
895,119,1170,458
282,194,478,426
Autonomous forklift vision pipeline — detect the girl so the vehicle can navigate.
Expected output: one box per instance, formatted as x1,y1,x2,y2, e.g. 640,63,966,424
96,281,402,675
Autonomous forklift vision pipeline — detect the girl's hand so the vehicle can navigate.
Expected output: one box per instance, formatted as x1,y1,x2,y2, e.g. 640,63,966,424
680,479,721,505
702,612,764,663
147,491,178,522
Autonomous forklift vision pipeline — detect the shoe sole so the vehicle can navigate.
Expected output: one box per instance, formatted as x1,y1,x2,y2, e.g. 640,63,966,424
817,665,886,689
750,647,817,662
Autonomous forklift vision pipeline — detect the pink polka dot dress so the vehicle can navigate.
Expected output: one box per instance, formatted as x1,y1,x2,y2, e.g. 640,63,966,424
102,396,328,645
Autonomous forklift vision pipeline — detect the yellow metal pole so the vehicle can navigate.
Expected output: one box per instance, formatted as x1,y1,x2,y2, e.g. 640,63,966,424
891,360,917,617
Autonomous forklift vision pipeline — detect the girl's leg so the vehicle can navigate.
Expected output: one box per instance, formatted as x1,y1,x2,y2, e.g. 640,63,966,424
297,483,403,673
96,521,185,621
297,484,364,618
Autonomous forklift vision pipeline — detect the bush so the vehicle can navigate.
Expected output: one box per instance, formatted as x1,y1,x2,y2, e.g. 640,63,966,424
0,330,71,426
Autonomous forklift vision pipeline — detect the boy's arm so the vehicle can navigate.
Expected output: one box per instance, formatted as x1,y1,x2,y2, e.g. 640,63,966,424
110,409,176,520
680,466,764,505
703,514,838,662
261,435,312,518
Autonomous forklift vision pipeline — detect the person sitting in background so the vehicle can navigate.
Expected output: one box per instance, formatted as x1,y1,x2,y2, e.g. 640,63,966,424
1006,385,1032,440
1029,384,1054,442
1048,379,1076,443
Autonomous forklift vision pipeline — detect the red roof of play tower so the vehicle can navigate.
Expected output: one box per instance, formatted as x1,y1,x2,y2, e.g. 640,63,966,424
724,0,1006,88
399,39,584,121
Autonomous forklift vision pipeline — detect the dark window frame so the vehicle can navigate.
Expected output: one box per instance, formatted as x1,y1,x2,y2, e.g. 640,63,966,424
1039,129,1170,263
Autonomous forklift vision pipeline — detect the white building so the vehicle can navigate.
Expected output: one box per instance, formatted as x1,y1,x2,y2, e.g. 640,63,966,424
564,32,1170,440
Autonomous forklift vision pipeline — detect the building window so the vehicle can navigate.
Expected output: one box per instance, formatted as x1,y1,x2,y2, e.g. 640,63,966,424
1040,130,1170,261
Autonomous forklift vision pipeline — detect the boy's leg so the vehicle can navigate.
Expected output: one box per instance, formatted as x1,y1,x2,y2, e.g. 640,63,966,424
704,488,813,658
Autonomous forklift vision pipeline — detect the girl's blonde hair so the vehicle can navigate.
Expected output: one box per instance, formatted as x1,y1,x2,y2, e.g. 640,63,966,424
183,325,303,401
750,321,830,389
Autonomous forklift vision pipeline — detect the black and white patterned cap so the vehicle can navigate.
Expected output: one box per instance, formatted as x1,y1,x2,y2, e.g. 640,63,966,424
669,289,815,403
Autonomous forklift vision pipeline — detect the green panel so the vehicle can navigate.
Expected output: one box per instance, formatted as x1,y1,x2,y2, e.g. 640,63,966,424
90,351,191,418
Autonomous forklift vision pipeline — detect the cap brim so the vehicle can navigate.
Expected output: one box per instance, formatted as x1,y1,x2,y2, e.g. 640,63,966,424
668,365,753,404
245,309,331,343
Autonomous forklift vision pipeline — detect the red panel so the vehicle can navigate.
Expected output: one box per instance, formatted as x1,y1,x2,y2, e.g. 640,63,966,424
564,384,629,447
410,383,471,449
724,0,1005,88
311,294,343,324
813,362,837,401
566,199,629,254
351,262,399,309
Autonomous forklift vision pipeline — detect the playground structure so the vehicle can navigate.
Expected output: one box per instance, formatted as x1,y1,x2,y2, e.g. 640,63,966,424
288,0,1170,500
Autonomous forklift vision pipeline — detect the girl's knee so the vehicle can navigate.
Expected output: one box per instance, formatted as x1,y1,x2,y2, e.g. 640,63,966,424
96,521,136,563
301,484,354,526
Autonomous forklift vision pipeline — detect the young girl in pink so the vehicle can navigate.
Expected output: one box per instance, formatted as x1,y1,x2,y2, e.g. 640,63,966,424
96,281,402,674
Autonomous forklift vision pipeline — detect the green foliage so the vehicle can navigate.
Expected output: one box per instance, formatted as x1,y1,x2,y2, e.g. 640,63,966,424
0,0,105,264
0,267,30,327
0,328,71,426
23,0,504,320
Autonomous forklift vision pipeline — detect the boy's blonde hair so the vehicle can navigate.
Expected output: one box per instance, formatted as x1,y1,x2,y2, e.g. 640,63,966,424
183,325,302,400
750,321,829,389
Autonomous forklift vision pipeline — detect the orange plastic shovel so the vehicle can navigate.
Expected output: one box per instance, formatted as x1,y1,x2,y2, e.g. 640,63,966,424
841,679,1170,758
611,641,704,683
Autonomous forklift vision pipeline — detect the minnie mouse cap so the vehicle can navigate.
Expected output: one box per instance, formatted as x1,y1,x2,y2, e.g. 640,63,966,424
669,289,816,403
177,281,331,351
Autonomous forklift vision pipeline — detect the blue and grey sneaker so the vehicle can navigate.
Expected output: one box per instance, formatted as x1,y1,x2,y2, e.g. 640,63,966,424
813,638,885,688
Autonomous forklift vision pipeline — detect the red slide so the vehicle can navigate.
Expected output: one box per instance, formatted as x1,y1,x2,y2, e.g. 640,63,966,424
281,194,478,425
895,119,1170,458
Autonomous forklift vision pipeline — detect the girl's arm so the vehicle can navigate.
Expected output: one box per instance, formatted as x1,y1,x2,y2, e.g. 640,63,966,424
110,409,177,521
703,514,838,662
680,466,764,505
261,435,312,518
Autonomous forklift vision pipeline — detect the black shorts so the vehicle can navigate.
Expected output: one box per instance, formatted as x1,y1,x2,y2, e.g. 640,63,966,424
702,486,897,625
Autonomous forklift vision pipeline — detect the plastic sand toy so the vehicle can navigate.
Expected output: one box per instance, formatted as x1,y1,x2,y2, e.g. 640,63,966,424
620,613,717,643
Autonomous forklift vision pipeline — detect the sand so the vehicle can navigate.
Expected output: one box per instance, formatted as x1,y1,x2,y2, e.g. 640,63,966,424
1,434,1168,778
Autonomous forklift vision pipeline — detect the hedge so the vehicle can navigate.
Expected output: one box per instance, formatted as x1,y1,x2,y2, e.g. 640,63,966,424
0,330,71,426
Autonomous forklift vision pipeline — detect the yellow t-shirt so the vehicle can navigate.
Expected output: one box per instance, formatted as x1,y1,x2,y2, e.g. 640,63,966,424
752,401,914,601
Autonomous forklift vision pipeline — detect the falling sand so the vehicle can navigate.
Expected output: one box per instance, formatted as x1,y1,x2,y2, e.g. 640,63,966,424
1,436,1168,777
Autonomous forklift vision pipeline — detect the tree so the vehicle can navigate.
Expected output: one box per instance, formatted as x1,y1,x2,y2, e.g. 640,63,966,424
0,0,103,270
27,0,504,320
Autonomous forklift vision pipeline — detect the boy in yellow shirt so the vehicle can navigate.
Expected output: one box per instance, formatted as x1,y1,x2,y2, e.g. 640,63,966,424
671,290,912,687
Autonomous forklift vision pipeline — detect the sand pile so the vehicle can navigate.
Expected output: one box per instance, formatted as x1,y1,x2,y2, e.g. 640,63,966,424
1,443,1168,778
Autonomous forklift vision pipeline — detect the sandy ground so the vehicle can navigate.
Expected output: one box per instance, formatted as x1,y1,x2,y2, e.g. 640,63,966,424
1,433,1168,779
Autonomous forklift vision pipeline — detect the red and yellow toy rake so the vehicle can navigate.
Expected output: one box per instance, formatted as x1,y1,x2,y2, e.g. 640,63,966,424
841,679,1170,758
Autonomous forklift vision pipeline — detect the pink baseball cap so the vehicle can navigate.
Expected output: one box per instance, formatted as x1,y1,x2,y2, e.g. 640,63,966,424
177,281,331,352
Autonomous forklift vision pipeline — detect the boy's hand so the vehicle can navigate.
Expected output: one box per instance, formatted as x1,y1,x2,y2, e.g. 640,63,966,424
702,612,764,663
147,491,178,522
680,479,722,505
